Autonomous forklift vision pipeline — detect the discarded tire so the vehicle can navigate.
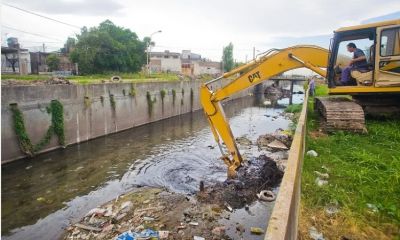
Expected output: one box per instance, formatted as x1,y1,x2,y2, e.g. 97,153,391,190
257,190,276,202
111,76,122,82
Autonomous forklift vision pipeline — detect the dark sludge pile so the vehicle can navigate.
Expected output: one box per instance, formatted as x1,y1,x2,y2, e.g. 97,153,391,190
197,155,283,209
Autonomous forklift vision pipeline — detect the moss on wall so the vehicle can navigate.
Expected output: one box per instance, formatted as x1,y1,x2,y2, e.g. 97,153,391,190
10,100,66,157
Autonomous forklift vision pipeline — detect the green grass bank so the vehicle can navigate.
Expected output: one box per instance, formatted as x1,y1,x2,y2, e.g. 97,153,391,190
298,85,400,239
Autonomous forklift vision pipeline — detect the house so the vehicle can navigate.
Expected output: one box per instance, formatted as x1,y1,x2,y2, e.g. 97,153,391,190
181,50,201,60
149,49,222,76
29,52,50,74
1,38,31,74
149,50,181,73
193,61,222,75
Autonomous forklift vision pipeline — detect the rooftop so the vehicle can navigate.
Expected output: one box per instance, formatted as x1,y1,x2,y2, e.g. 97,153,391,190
335,19,400,32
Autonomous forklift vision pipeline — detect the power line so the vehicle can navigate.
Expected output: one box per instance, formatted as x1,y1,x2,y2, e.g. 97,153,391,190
2,25,63,41
2,3,81,29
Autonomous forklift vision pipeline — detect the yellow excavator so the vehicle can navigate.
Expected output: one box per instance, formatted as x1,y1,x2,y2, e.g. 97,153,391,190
200,19,400,177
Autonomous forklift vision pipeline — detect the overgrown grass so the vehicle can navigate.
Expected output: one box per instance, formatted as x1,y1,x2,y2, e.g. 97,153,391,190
301,84,400,238
1,72,188,84
284,103,302,113
1,74,50,81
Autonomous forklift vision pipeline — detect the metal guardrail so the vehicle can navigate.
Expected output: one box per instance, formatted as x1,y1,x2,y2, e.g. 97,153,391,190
265,89,309,240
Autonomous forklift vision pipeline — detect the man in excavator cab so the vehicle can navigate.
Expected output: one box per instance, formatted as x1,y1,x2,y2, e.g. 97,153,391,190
339,42,368,85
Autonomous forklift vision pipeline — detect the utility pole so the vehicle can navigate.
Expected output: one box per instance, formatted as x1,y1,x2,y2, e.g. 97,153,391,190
253,47,255,60
42,43,46,53
17,44,22,75
221,47,224,73
147,30,162,75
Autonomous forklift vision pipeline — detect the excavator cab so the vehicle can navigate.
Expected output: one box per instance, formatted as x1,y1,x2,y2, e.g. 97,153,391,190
200,19,400,177
327,20,400,91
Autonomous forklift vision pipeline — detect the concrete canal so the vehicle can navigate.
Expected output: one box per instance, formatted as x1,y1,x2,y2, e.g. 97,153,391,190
2,83,304,240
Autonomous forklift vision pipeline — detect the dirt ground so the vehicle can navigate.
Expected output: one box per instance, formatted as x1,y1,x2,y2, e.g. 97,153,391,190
1,77,72,86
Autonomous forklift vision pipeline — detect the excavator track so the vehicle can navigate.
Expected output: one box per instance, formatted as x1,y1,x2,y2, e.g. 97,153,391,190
315,97,366,133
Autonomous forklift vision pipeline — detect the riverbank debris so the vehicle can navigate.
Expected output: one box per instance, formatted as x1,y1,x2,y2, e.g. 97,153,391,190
309,226,325,240
315,177,328,186
116,229,159,240
307,150,318,157
314,171,329,179
267,139,288,150
257,129,293,151
63,128,290,239
250,227,265,234
236,136,252,146
257,190,276,202
74,223,102,232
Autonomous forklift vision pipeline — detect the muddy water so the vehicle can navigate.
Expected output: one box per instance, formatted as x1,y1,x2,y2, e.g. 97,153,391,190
2,83,304,240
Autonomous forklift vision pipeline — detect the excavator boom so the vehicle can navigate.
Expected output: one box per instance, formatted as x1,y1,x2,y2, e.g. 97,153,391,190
200,45,329,177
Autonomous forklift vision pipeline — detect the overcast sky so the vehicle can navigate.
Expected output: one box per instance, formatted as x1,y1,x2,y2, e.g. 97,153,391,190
2,0,400,64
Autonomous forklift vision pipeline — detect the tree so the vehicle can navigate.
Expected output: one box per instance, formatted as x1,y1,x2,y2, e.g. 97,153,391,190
47,54,60,72
69,20,147,75
61,37,76,54
222,42,234,72
4,54,18,73
233,60,244,69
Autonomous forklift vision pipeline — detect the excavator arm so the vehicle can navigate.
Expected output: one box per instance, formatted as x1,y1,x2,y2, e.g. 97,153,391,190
200,45,329,178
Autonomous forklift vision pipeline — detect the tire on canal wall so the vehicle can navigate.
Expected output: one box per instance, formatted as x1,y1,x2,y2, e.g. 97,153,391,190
1,80,253,163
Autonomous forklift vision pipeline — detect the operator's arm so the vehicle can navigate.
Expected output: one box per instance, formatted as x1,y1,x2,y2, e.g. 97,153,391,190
200,45,329,177
350,55,366,65
349,49,366,66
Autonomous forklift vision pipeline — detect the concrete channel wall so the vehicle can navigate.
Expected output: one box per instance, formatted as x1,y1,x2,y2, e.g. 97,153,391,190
1,80,253,163
265,89,309,240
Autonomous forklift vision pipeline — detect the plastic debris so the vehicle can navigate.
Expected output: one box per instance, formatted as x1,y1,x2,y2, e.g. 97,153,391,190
263,100,271,105
367,203,379,213
158,230,169,239
309,226,324,240
116,229,159,240
307,150,318,157
102,224,114,232
120,201,133,213
325,202,340,216
189,222,199,226
224,202,233,212
143,216,155,221
315,177,328,186
321,165,330,172
211,226,225,236
257,190,276,202
267,140,288,150
250,227,264,234
86,207,106,217
193,236,205,240
115,212,127,221
177,223,186,229
74,223,102,232
314,171,329,179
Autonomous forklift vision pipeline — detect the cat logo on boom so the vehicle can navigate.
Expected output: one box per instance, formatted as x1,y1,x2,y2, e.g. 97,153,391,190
248,71,261,83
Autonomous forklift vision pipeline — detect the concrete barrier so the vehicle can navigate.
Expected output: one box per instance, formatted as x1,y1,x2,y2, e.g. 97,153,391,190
1,80,252,163
265,90,309,240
